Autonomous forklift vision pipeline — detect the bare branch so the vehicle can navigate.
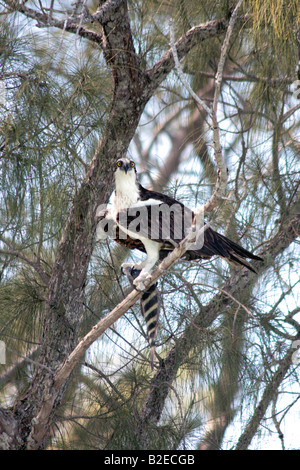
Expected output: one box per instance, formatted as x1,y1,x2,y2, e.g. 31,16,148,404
92,0,125,23
3,0,103,45
0,346,41,388
212,0,244,113
169,18,212,117
4,0,124,27
147,16,231,94
0,249,49,285
169,0,246,216
196,70,295,85
168,0,244,216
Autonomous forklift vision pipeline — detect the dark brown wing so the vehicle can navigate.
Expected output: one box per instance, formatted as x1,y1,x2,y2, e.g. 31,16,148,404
116,202,193,245
97,201,263,272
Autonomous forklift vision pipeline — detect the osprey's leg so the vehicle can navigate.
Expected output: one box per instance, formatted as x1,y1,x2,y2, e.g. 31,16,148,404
121,258,148,272
133,241,160,290
120,241,161,290
120,240,161,291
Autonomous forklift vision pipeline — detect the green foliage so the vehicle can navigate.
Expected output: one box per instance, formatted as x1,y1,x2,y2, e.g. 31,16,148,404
0,269,45,366
0,17,111,253
245,0,298,110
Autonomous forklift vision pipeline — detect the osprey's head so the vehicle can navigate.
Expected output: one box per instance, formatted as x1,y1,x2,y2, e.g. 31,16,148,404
115,158,137,175
114,158,139,200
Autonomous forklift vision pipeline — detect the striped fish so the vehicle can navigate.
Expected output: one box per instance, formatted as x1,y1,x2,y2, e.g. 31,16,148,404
122,267,159,370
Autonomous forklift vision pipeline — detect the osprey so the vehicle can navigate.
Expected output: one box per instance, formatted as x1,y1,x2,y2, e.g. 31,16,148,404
98,157,263,368
104,158,263,288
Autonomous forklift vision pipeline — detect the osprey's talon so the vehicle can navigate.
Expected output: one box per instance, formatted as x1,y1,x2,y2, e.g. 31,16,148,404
133,282,147,293
133,270,152,292
121,265,142,279
120,266,129,276
120,263,136,276
121,265,147,291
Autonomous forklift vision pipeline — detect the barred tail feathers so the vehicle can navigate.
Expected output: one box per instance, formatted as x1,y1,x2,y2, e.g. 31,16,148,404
122,266,160,370
141,283,160,370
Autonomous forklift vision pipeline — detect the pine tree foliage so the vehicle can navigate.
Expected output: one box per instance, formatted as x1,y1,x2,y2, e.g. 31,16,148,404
0,0,299,450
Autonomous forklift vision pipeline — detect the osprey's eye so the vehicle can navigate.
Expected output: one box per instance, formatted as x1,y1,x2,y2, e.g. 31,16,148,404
130,161,135,167
117,161,122,167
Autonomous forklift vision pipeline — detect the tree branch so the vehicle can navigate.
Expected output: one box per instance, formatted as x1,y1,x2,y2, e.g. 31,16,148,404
0,249,49,286
169,0,244,215
146,16,230,93
146,12,251,97
0,346,40,388
235,340,299,450
2,0,122,46
196,70,295,85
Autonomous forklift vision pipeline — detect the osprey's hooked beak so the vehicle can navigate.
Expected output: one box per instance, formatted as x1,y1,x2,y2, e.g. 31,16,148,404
115,158,136,176
118,161,134,174
123,162,130,174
